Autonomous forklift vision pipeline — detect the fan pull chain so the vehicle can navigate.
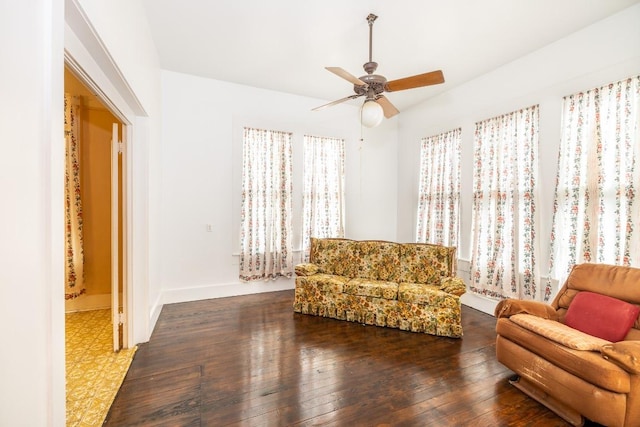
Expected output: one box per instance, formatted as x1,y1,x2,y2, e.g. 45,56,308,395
359,105,365,145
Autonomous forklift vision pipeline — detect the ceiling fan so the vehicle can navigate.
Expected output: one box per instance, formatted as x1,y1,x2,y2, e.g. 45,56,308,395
313,13,445,127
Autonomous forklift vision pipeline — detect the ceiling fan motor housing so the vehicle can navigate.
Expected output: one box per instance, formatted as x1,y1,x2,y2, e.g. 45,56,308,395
355,73,387,98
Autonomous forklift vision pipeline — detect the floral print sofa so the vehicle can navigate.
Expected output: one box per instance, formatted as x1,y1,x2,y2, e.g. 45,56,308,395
293,238,467,338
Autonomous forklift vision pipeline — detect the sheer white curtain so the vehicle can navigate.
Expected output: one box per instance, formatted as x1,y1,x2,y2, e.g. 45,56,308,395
302,135,345,260
415,128,461,246
239,127,293,281
548,76,640,284
470,105,546,301
64,94,85,300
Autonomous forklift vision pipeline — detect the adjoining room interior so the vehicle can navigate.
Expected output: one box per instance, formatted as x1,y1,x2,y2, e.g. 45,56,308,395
63,67,135,426
3,1,640,426
63,66,122,315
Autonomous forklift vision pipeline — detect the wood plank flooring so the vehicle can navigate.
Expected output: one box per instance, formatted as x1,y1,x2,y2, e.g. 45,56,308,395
105,290,583,426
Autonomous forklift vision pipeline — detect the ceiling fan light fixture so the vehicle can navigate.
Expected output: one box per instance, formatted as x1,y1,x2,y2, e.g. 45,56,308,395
360,100,383,128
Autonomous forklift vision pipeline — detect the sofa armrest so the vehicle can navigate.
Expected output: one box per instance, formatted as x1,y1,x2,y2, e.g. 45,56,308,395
494,299,558,321
601,341,640,374
439,277,467,296
295,263,319,277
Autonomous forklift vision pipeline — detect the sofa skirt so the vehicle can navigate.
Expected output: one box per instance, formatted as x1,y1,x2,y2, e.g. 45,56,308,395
293,284,463,338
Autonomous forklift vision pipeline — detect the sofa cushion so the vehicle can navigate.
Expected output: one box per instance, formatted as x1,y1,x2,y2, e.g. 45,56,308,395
563,263,640,305
399,243,456,285
344,278,398,300
353,240,401,281
510,314,611,351
309,238,358,277
298,273,349,293
398,283,460,308
564,291,640,342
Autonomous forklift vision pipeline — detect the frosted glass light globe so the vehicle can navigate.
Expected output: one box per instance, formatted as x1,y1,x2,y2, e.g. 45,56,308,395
361,100,384,128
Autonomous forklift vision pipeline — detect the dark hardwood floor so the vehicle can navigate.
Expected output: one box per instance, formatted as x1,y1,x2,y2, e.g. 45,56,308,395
105,290,574,426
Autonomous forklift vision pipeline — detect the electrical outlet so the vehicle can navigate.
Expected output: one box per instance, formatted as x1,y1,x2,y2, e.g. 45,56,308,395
206,224,213,232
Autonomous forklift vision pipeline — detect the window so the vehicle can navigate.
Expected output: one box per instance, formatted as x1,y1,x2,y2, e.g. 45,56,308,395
239,127,293,281
301,135,345,260
470,105,543,300
416,128,461,247
548,76,640,285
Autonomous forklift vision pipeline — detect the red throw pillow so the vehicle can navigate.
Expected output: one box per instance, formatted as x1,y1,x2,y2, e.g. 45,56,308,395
564,291,640,342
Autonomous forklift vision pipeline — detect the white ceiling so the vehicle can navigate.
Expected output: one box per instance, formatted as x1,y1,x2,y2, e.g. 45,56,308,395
141,0,639,112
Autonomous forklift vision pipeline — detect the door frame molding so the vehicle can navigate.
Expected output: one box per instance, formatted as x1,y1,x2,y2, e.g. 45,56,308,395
64,0,148,347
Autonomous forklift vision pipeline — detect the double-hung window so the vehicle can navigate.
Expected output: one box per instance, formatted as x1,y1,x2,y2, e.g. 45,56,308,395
301,135,345,260
470,105,543,300
239,127,293,281
416,128,461,247
548,76,640,285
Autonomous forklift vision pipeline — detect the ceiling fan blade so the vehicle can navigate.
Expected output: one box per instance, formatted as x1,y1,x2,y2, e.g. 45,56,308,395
376,96,400,118
312,94,363,111
326,67,366,86
385,70,445,92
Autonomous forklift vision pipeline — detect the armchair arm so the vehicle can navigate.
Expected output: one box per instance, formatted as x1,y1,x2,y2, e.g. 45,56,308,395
494,299,558,321
439,277,467,296
295,263,319,277
601,341,640,374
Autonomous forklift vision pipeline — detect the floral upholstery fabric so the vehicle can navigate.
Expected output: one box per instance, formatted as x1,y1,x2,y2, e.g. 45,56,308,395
352,240,402,281
399,243,456,284
297,274,349,293
344,278,399,300
398,283,459,308
440,277,467,296
294,238,466,338
309,238,359,277
295,263,318,276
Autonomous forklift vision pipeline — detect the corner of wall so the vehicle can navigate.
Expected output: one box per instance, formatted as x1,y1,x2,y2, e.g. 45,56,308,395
457,259,499,316
148,291,164,338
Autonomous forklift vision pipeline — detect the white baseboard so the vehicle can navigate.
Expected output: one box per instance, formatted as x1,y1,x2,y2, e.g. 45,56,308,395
460,292,499,316
160,278,296,306
65,293,111,313
153,261,553,323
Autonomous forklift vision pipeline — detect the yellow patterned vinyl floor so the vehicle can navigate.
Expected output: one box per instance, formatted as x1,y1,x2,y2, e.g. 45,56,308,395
66,309,136,427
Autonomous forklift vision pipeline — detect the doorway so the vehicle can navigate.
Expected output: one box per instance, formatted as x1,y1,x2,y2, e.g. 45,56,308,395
64,65,135,426
63,66,127,349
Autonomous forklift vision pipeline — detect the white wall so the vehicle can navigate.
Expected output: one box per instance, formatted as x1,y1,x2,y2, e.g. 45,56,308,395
158,70,398,304
0,0,161,424
0,1,65,426
397,3,640,314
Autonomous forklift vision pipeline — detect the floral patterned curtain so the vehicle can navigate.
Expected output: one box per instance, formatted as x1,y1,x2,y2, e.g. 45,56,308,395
415,128,461,247
239,127,293,281
302,135,345,261
64,94,85,299
470,105,545,301
548,76,640,285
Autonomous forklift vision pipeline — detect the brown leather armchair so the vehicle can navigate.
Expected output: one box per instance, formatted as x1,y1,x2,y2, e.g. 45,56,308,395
495,263,640,427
